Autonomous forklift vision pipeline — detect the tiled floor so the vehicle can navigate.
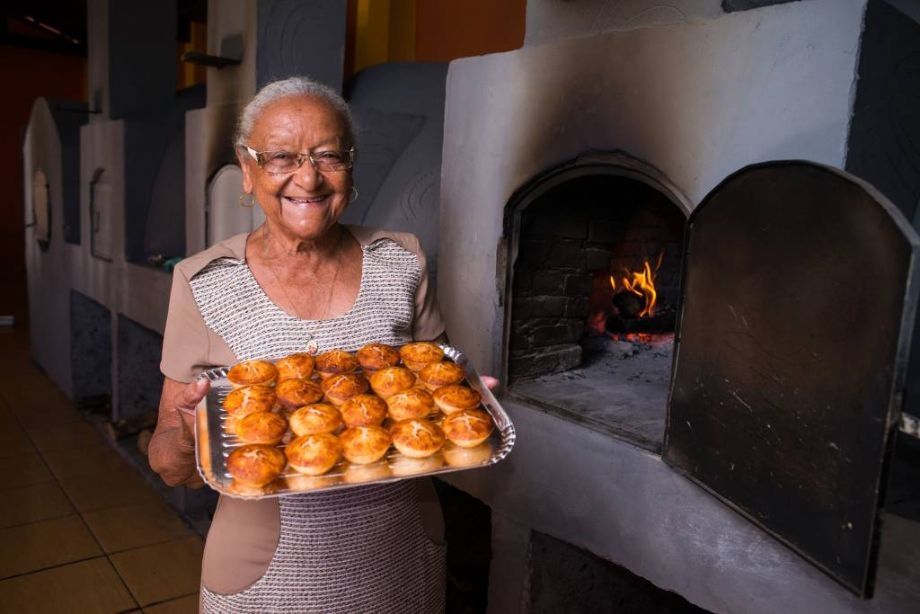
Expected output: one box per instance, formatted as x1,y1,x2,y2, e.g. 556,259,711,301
0,321,202,613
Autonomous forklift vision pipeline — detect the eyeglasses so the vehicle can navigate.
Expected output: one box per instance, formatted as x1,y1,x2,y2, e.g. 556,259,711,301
243,145,355,175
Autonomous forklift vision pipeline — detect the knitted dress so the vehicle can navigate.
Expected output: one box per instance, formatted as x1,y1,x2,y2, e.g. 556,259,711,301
160,227,447,613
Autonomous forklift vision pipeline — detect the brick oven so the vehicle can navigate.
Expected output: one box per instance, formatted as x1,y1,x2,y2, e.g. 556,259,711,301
503,152,688,449
436,1,920,612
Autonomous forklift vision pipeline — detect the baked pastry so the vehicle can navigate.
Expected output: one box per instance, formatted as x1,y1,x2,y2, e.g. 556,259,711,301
275,378,324,411
389,419,445,458
222,384,276,418
275,352,315,381
442,441,493,467
235,411,288,444
432,384,482,415
399,341,445,371
389,454,444,477
368,366,416,398
356,342,400,371
227,359,278,387
285,433,342,476
339,394,388,427
417,361,465,391
288,403,343,436
343,460,392,484
339,425,392,464
226,444,287,487
321,372,370,406
441,408,494,448
386,387,435,421
315,349,358,378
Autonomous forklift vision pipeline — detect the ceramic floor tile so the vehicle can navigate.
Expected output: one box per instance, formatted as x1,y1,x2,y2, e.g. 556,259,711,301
0,481,75,529
0,424,37,460
83,500,194,553
25,420,106,454
59,465,162,513
142,593,199,614
0,452,55,492
0,556,137,613
41,440,129,480
0,514,103,579
110,536,203,607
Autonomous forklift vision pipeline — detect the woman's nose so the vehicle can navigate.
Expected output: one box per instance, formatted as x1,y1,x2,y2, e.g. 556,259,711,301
294,159,323,186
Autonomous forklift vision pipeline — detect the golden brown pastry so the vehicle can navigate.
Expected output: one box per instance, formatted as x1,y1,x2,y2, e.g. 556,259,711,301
275,352,315,381
315,349,358,379
417,361,465,391
432,384,482,415
222,384,276,418
339,394,388,427
288,403,343,436
275,378,324,411
343,460,393,484
368,366,416,398
227,359,278,387
234,411,288,444
441,408,494,448
356,342,400,372
389,418,445,458
386,387,435,421
321,372,370,406
339,425,392,464
442,441,493,467
226,444,287,487
285,433,342,476
389,454,444,477
399,341,445,371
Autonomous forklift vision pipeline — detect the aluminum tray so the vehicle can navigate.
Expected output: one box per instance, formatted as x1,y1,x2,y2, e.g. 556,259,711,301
194,345,515,499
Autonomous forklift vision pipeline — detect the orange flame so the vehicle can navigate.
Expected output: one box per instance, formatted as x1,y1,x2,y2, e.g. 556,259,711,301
608,253,663,318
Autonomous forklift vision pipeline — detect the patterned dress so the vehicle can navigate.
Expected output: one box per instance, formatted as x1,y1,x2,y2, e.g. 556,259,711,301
161,227,446,613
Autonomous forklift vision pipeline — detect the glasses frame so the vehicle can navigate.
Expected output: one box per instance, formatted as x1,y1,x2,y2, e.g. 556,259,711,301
242,145,356,175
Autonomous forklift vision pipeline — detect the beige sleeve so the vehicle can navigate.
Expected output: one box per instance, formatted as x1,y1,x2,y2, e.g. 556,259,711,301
160,267,213,383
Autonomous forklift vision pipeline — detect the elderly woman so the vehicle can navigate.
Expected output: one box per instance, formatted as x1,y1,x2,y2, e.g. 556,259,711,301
149,77,448,612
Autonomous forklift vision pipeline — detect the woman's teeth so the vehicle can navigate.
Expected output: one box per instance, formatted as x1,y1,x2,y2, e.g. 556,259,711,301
284,195,325,205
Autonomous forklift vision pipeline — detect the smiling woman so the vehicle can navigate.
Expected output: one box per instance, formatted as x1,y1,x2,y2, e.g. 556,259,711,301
148,76,449,613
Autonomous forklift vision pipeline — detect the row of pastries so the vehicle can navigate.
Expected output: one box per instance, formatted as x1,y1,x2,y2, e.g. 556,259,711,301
215,342,496,491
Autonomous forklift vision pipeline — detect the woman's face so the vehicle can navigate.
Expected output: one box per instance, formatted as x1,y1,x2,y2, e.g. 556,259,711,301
239,95,353,243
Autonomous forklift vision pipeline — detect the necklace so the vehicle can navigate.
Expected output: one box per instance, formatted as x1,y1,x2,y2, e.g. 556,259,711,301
259,227,344,321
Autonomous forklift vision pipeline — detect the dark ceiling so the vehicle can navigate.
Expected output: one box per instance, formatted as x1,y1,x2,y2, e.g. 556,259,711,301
1,0,207,56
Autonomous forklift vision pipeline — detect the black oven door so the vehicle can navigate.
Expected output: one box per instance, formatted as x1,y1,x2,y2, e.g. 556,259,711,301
664,160,920,597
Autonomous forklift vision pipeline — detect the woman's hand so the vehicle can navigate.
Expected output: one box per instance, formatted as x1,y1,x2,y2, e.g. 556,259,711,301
148,377,210,487
480,375,500,390
175,377,210,435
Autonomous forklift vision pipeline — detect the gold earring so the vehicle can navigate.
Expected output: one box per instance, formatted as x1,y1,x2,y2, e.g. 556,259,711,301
239,193,256,208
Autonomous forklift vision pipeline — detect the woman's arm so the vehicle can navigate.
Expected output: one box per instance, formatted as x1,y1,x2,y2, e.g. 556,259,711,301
148,377,210,487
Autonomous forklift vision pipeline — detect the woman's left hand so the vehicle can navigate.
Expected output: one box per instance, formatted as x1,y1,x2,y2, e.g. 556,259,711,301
480,375,500,390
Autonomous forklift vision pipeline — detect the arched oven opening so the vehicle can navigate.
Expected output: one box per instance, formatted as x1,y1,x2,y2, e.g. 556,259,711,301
501,153,690,451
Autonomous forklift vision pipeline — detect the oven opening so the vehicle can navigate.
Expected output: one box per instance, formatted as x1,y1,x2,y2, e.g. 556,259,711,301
503,161,688,451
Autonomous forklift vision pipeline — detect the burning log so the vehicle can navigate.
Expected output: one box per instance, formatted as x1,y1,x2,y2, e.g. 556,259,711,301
612,290,645,320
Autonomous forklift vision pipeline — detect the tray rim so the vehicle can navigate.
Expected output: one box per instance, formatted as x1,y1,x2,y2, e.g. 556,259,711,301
194,344,516,499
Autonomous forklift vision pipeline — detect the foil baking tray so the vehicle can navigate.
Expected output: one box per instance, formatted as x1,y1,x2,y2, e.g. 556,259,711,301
194,345,515,499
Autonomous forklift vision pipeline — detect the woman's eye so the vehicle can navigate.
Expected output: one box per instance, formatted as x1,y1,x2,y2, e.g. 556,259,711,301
314,151,344,162
269,151,297,162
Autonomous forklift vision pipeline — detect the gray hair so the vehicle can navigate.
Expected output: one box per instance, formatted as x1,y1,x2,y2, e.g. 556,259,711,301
234,76,357,149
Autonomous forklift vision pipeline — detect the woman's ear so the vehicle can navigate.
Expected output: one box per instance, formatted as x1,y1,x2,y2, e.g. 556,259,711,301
237,151,254,194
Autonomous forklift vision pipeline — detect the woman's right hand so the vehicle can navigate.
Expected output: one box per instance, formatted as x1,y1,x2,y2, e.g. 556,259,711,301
174,377,210,439
149,376,210,486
